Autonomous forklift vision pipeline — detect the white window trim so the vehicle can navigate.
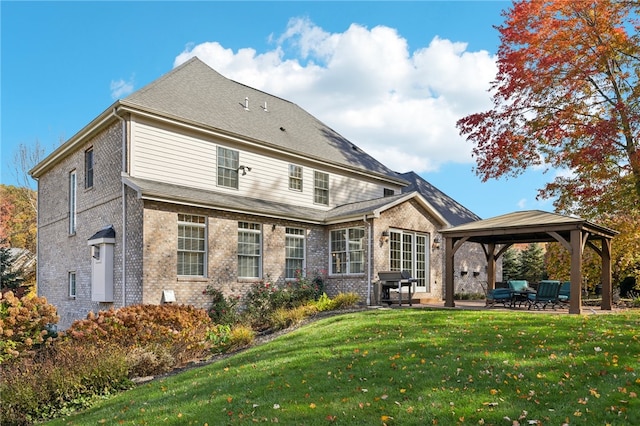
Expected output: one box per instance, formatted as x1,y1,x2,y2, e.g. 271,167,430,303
68,271,77,299
217,146,239,189
313,171,329,205
238,222,262,279
69,170,77,235
285,227,306,279
329,227,365,275
288,164,303,192
177,214,207,277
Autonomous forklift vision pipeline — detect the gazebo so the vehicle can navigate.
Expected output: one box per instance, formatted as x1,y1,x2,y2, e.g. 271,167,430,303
440,210,619,314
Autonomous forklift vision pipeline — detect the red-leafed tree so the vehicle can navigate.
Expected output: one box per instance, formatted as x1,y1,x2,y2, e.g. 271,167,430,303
457,0,640,216
457,1,640,285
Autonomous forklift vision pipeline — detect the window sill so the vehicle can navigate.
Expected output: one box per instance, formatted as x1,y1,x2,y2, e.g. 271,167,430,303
177,276,208,282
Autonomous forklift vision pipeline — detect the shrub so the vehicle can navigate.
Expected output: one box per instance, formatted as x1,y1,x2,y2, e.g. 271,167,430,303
207,323,232,353
0,339,131,425
314,293,334,311
66,304,213,369
330,292,361,309
227,324,255,351
0,291,58,363
242,279,284,330
203,286,240,325
125,344,175,378
269,305,318,330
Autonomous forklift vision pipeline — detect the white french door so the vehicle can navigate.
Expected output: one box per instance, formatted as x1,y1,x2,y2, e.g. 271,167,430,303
389,230,429,292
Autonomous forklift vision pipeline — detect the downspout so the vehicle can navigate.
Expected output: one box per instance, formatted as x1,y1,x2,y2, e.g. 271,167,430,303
113,107,127,307
363,215,372,305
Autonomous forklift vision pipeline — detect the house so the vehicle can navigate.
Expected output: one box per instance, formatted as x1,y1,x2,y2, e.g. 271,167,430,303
30,58,488,328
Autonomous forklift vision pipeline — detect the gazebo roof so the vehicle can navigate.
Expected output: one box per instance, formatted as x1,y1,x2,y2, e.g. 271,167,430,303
440,210,618,245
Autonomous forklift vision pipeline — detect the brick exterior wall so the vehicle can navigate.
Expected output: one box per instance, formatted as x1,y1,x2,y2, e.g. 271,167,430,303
139,201,329,310
37,122,126,328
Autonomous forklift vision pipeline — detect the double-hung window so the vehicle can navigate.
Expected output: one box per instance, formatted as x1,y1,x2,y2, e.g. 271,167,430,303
217,146,239,189
238,222,261,278
330,227,365,274
177,214,206,276
314,171,329,205
69,170,77,234
289,164,303,191
85,148,94,188
285,227,305,279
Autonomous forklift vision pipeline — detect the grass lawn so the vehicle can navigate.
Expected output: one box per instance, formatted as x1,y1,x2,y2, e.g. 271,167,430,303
47,309,639,425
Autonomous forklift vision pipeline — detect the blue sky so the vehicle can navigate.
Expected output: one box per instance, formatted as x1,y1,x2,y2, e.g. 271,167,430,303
1,1,556,219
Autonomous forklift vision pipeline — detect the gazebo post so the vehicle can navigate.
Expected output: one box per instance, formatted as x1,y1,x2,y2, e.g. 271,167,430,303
569,229,583,314
601,237,613,310
444,236,455,307
486,243,496,291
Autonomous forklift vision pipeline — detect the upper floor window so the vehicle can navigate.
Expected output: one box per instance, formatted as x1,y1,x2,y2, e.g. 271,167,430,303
314,171,329,205
330,227,365,275
177,214,206,276
383,188,394,197
289,164,303,191
69,170,77,235
217,146,239,189
85,148,94,188
285,227,305,279
238,222,261,278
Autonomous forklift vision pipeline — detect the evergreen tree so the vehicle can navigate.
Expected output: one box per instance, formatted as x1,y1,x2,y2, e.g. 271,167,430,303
1,243,24,291
502,247,519,281
518,243,546,284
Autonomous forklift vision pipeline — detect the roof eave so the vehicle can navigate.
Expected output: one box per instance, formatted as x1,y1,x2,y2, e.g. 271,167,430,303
29,102,121,179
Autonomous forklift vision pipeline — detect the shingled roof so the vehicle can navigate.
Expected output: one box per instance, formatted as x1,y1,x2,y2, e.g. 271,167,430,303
398,171,481,226
122,57,404,184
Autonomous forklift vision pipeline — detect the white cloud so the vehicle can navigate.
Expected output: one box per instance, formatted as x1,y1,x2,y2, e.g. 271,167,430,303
174,17,497,173
110,76,135,100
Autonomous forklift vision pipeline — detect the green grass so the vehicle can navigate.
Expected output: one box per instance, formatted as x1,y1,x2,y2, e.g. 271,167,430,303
47,309,639,425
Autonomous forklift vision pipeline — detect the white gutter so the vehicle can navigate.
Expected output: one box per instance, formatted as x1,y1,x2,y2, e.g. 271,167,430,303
113,107,127,307
363,214,372,306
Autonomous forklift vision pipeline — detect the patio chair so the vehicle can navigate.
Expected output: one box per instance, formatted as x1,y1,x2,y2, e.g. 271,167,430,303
485,287,512,307
557,281,570,307
527,280,561,310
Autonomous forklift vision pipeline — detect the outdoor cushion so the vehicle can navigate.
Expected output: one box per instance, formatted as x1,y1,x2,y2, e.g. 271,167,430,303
558,281,570,302
508,280,529,292
486,288,512,307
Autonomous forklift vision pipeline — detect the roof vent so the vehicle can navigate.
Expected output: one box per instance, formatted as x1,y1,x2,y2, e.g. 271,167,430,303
262,101,268,112
244,97,249,111
280,127,286,132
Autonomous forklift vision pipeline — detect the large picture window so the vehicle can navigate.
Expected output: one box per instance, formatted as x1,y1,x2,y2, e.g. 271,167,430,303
238,222,261,278
69,170,77,235
285,227,305,279
330,227,365,274
217,146,239,189
389,230,429,291
177,214,206,276
314,171,329,205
